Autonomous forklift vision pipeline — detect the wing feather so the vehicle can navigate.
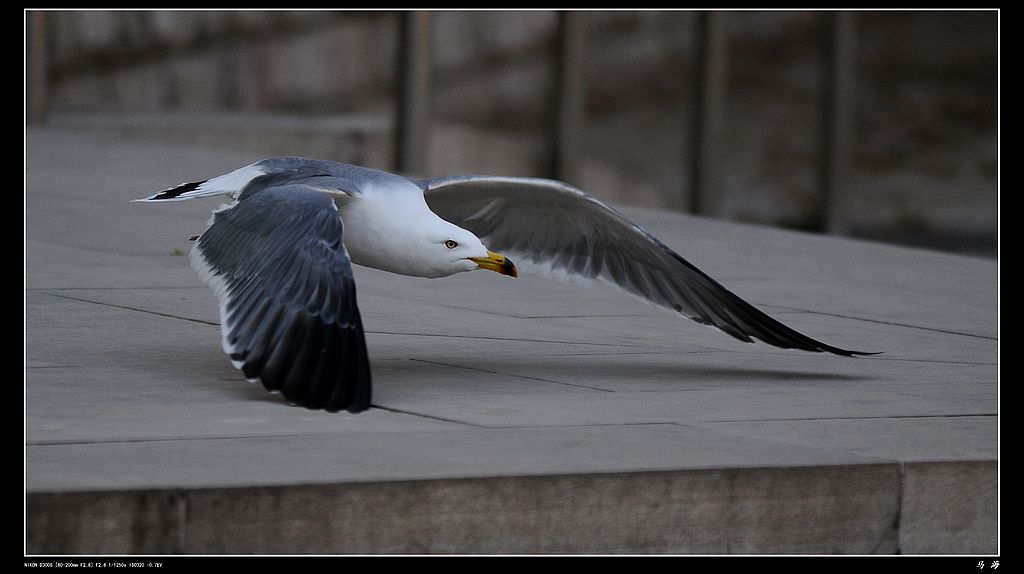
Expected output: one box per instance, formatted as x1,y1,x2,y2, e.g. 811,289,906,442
191,184,372,412
422,175,873,356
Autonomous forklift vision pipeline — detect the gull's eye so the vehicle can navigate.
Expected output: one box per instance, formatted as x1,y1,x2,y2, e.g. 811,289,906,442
443,239,459,250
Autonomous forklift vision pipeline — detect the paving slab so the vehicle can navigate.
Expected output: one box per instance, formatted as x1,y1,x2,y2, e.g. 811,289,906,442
26,423,894,492
697,416,997,462
24,125,998,554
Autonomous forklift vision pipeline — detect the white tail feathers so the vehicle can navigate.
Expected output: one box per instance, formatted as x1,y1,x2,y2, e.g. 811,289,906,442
134,162,267,202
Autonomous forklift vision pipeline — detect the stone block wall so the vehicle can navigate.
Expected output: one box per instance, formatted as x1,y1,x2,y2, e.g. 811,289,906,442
35,10,997,255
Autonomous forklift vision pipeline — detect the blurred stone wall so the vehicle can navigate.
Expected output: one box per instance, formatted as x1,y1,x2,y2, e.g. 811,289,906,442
37,10,997,255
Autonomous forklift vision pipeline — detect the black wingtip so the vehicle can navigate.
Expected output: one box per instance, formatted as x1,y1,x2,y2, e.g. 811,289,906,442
815,344,883,358
845,350,884,357
337,315,372,414
265,315,372,415
142,180,205,201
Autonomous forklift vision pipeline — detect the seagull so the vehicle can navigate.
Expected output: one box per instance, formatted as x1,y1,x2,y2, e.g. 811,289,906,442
137,157,873,414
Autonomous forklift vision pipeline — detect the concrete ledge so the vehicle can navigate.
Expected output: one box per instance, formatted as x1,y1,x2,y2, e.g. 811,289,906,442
27,490,186,555
30,461,996,554
900,461,998,554
29,464,906,555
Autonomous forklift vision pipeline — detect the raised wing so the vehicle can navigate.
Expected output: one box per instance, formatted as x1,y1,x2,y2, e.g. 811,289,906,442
422,175,872,356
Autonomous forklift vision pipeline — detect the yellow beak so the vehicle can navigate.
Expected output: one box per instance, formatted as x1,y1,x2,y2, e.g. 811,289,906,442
469,251,518,278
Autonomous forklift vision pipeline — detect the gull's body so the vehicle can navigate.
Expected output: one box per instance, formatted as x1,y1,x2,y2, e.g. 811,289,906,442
138,157,873,413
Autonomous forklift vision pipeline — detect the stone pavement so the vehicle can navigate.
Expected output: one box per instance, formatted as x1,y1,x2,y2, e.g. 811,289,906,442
25,126,998,554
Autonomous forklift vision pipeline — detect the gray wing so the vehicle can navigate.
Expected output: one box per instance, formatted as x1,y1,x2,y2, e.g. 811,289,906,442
191,184,371,412
422,175,872,356
139,156,412,202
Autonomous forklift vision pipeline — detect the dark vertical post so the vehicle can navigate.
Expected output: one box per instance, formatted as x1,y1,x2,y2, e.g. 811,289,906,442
395,11,433,176
688,11,728,215
818,11,856,234
553,11,586,185
28,10,48,125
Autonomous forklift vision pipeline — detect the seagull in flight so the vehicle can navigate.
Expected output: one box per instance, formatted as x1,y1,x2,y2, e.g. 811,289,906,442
137,157,873,413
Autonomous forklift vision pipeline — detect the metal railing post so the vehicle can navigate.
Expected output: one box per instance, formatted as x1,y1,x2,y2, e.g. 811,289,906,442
395,11,433,176
688,11,728,216
818,11,856,234
553,11,586,185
